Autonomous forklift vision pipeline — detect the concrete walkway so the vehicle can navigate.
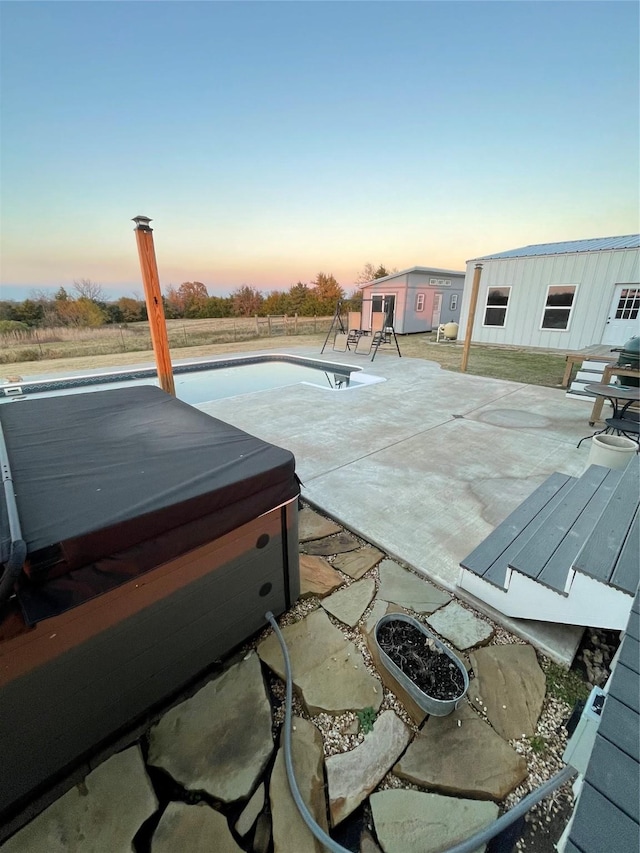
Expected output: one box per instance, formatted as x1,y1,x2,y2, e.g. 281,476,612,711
197,347,595,663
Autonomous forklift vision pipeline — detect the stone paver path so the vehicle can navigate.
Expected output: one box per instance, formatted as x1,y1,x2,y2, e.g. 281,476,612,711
2,506,562,853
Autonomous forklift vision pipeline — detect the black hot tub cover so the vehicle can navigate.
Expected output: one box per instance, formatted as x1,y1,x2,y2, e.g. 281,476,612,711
0,385,299,583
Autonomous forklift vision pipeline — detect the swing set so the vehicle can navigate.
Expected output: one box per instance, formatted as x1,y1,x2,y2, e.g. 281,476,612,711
321,298,402,362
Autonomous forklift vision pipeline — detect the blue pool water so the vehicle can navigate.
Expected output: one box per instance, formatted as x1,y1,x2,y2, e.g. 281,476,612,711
1,355,383,405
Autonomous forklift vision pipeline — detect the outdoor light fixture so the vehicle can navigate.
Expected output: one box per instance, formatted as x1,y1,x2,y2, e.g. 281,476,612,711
132,215,153,232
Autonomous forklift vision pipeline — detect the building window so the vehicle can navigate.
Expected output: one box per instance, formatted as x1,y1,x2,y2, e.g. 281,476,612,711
450,294,458,311
615,288,639,320
540,285,576,330
483,287,510,327
416,293,425,312
429,278,451,286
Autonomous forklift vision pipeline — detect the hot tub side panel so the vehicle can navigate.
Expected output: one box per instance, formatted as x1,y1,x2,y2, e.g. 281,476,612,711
0,500,299,831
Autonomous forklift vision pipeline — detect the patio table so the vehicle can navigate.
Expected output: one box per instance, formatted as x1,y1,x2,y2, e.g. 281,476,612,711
585,383,640,426
576,383,640,449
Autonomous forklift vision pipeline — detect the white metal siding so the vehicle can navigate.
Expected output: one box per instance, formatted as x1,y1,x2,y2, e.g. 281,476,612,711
458,248,640,350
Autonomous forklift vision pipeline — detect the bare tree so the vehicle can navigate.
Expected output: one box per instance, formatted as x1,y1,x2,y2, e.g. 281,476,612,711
73,278,107,302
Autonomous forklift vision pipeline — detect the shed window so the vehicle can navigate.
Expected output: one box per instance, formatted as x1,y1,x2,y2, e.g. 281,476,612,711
541,285,576,330
483,287,510,327
416,293,425,312
450,294,458,311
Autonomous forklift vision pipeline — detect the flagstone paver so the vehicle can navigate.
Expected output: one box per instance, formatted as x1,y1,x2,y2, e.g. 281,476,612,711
235,783,265,838
332,546,385,579
299,507,342,541
469,644,546,740
258,608,382,715
326,711,411,826
302,532,361,556
0,746,157,853
394,702,528,801
151,802,242,853
378,560,450,614
370,789,499,853
426,601,494,650
363,599,392,634
300,554,345,598
147,652,273,803
270,717,328,853
321,578,376,627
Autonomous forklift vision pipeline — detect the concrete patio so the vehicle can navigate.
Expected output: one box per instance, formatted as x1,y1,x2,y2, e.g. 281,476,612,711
196,346,597,663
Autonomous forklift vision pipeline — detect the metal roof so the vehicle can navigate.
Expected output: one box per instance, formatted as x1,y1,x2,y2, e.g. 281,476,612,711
359,266,464,287
469,234,640,262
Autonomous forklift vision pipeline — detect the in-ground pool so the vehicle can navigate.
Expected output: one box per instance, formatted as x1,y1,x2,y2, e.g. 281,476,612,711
0,354,384,406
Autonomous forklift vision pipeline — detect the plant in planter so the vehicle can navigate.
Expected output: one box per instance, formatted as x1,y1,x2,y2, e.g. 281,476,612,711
374,613,469,716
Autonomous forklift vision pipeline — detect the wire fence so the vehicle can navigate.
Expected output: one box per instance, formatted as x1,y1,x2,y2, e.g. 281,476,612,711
0,315,334,364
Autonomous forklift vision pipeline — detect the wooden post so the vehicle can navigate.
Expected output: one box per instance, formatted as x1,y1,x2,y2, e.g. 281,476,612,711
460,264,483,373
132,216,175,395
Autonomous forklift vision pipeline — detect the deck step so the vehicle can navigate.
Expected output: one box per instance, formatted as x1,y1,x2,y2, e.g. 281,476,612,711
573,458,640,593
459,473,574,590
509,466,622,594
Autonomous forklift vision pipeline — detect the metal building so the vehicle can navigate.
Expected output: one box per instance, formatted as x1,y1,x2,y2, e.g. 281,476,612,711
458,235,640,350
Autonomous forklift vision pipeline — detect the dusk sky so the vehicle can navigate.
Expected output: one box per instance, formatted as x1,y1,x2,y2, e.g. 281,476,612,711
1,1,638,301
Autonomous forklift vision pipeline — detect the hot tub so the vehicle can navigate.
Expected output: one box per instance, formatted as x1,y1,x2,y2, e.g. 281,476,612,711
0,385,300,826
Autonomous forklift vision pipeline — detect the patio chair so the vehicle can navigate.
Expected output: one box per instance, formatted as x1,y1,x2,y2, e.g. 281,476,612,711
604,408,640,447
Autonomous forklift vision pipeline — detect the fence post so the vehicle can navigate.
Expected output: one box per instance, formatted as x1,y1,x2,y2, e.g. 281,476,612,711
255,314,259,336
314,314,317,333
233,320,236,342
268,315,272,336
183,325,188,346
284,314,288,335
294,313,298,334
35,331,43,355
120,326,126,352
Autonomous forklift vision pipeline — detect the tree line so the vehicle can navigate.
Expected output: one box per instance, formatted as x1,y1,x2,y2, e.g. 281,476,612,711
0,265,392,330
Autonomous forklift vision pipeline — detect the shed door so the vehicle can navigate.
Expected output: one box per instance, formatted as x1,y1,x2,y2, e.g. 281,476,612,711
431,293,442,328
371,294,395,327
601,285,640,345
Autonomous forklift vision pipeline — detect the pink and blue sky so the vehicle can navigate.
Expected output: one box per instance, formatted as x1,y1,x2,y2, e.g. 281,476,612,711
1,1,638,301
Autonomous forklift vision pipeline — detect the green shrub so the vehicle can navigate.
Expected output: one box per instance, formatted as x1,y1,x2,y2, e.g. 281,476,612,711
0,320,30,334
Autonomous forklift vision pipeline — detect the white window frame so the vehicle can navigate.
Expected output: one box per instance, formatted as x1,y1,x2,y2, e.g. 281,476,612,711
482,286,511,328
539,284,578,331
415,292,425,312
450,294,458,311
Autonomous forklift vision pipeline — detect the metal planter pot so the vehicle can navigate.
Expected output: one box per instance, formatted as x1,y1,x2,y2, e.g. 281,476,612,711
374,613,469,717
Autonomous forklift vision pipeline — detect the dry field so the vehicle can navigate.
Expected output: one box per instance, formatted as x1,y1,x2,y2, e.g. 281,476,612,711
0,319,568,387
0,316,331,367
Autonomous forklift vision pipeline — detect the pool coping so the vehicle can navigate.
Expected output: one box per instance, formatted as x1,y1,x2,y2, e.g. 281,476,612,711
0,352,384,399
